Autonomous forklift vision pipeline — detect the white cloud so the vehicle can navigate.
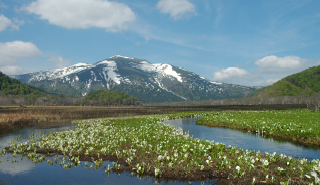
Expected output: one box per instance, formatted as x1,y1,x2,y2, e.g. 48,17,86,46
0,65,23,75
0,2,8,9
255,55,306,73
256,79,280,86
213,67,249,83
21,0,136,32
0,41,42,66
0,14,12,31
157,0,196,20
10,18,25,30
0,14,24,31
48,56,71,69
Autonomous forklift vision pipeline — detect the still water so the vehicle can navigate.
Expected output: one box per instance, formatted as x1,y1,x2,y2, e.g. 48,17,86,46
164,117,320,161
0,117,319,184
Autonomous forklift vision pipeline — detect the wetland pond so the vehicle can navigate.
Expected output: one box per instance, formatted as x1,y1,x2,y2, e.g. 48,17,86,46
0,117,320,185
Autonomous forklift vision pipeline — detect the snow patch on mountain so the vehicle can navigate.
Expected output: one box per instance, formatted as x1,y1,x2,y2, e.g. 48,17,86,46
110,55,135,60
154,77,187,100
138,61,183,82
28,63,90,82
210,81,222,85
101,60,121,84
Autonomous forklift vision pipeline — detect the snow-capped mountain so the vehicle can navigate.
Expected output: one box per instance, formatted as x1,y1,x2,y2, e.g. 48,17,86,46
11,55,259,103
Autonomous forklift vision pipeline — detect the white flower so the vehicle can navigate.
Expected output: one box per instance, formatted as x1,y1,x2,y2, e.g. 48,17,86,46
200,165,204,170
311,172,320,184
155,168,160,177
236,166,240,172
263,160,269,166
277,167,284,171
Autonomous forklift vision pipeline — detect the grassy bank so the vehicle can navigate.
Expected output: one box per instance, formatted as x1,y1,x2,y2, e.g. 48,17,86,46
4,112,320,184
197,109,320,147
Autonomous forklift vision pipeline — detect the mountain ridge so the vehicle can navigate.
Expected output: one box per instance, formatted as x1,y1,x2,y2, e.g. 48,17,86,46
11,55,259,103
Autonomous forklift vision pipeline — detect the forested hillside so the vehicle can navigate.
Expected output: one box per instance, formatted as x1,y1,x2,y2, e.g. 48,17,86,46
81,90,140,106
0,71,45,97
257,65,320,97
0,72,141,106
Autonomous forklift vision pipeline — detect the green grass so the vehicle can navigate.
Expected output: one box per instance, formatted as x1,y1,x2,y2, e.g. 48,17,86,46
197,109,320,146
3,111,320,184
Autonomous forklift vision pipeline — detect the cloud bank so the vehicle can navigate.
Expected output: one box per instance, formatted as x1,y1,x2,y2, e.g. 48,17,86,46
0,41,42,75
213,67,249,83
48,56,71,69
21,0,136,32
157,0,196,20
255,55,306,73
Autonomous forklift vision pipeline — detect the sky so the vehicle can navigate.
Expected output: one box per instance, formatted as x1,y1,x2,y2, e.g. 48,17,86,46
0,0,320,86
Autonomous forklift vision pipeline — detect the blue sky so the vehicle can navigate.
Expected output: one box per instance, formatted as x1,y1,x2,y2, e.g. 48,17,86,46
0,0,319,86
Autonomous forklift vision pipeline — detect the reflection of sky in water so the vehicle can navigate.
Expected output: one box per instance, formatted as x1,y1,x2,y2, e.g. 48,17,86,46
164,117,320,161
0,121,216,185
0,155,216,185
0,154,35,175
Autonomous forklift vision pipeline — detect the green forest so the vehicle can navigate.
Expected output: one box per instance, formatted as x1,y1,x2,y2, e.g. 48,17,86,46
80,90,140,106
0,71,45,97
256,65,320,97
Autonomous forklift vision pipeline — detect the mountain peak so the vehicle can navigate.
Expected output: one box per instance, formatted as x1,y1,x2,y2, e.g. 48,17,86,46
109,55,135,60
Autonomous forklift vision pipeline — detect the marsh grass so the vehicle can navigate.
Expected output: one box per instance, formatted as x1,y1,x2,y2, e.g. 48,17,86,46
3,111,320,184
0,106,185,134
197,109,320,147
0,104,300,134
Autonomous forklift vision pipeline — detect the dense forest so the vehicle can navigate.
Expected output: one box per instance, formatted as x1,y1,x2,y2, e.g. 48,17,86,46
0,71,45,97
80,90,141,106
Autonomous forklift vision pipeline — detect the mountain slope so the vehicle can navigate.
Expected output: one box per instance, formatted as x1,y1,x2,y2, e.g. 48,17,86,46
11,55,259,103
0,71,45,97
256,65,320,97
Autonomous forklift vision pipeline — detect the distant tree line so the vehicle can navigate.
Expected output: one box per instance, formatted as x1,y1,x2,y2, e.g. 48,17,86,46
78,90,141,106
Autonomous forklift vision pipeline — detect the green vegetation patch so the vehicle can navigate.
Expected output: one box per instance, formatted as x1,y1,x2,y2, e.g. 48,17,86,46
82,90,140,105
3,111,320,184
197,109,320,146
257,65,320,97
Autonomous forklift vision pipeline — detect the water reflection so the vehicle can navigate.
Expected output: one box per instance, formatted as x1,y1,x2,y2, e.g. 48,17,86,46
164,117,320,161
0,154,35,175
